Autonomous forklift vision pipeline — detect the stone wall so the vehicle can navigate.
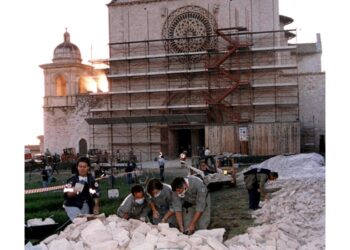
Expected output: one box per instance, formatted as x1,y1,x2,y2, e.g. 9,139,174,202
108,0,280,43
298,72,326,151
44,96,91,155
297,53,322,73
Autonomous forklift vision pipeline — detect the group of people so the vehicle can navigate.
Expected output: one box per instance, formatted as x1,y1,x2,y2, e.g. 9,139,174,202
62,155,278,235
63,156,211,235
116,175,210,234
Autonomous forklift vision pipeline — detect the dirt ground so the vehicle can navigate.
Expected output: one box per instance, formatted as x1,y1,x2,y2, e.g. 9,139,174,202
209,179,254,240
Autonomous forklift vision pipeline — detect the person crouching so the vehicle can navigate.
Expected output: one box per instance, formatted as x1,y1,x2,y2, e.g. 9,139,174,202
147,178,176,226
117,184,150,222
171,176,211,235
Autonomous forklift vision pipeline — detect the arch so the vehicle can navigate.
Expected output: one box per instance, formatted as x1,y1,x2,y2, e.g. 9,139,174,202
56,75,67,96
78,77,88,94
79,138,88,156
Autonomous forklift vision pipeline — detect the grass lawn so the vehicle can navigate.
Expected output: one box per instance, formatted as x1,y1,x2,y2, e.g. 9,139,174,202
25,166,253,242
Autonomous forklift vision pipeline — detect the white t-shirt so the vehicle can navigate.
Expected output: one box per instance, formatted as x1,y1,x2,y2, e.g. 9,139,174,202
180,153,186,160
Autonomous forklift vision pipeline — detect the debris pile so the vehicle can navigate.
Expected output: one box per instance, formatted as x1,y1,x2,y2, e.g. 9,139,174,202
248,153,325,180
225,153,325,250
26,216,228,250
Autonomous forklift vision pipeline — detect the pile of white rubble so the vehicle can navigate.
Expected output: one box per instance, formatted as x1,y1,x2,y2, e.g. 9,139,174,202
26,153,325,250
26,216,228,250
225,153,325,250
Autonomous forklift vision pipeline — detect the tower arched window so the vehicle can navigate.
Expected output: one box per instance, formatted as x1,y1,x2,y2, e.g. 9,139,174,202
78,77,88,94
56,76,67,96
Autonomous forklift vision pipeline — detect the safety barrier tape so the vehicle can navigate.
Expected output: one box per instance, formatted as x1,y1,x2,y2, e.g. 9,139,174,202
25,184,67,195
24,170,142,195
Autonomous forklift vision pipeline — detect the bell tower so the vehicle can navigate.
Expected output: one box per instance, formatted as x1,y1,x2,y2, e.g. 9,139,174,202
39,30,93,155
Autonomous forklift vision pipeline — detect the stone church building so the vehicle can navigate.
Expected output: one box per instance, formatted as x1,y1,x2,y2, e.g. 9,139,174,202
40,0,325,161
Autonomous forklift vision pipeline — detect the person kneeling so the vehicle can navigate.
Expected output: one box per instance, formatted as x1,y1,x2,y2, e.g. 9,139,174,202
63,157,100,221
117,184,150,222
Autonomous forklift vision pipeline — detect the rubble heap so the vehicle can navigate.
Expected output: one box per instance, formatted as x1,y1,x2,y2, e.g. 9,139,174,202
27,216,228,250
225,153,325,250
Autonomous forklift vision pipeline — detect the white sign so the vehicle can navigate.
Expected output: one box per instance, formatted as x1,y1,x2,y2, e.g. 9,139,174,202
108,189,119,199
239,127,248,141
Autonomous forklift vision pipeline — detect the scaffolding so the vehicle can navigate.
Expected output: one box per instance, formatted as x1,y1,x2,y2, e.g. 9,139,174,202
87,27,299,160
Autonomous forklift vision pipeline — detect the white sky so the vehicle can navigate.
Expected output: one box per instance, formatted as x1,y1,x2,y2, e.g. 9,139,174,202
0,0,348,248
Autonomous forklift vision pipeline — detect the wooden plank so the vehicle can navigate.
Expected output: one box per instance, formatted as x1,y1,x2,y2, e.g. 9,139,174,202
198,123,299,156
246,122,300,155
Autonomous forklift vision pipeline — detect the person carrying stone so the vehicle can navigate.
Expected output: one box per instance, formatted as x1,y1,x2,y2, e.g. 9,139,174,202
63,157,101,221
243,168,278,210
146,178,176,226
117,184,150,222
171,176,211,235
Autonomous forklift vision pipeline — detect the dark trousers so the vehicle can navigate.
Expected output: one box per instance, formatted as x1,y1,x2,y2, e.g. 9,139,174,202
248,188,260,210
126,173,133,184
159,167,164,181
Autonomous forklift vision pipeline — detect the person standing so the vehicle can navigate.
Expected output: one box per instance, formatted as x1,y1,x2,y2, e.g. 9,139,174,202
179,151,187,168
117,185,150,222
63,157,100,221
116,149,121,163
41,167,49,187
171,176,210,235
204,147,210,157
146,179,175,225
52,153,60,175
125,161,134,184
243,168,278,210
158,155,165,182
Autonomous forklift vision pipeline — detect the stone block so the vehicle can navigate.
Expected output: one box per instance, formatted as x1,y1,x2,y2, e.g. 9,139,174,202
48,238,73,250
80,219,112,246
90,240,119,250
206,237,228,250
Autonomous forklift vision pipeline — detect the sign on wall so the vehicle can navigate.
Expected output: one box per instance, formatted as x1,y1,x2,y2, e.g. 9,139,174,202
239,127,248,141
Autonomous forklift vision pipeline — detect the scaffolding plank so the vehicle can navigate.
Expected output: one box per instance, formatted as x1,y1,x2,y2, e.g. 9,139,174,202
252,82,297,88
107,64,297,79
86,114,207,125
92,45,296,63
90,86,238,95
